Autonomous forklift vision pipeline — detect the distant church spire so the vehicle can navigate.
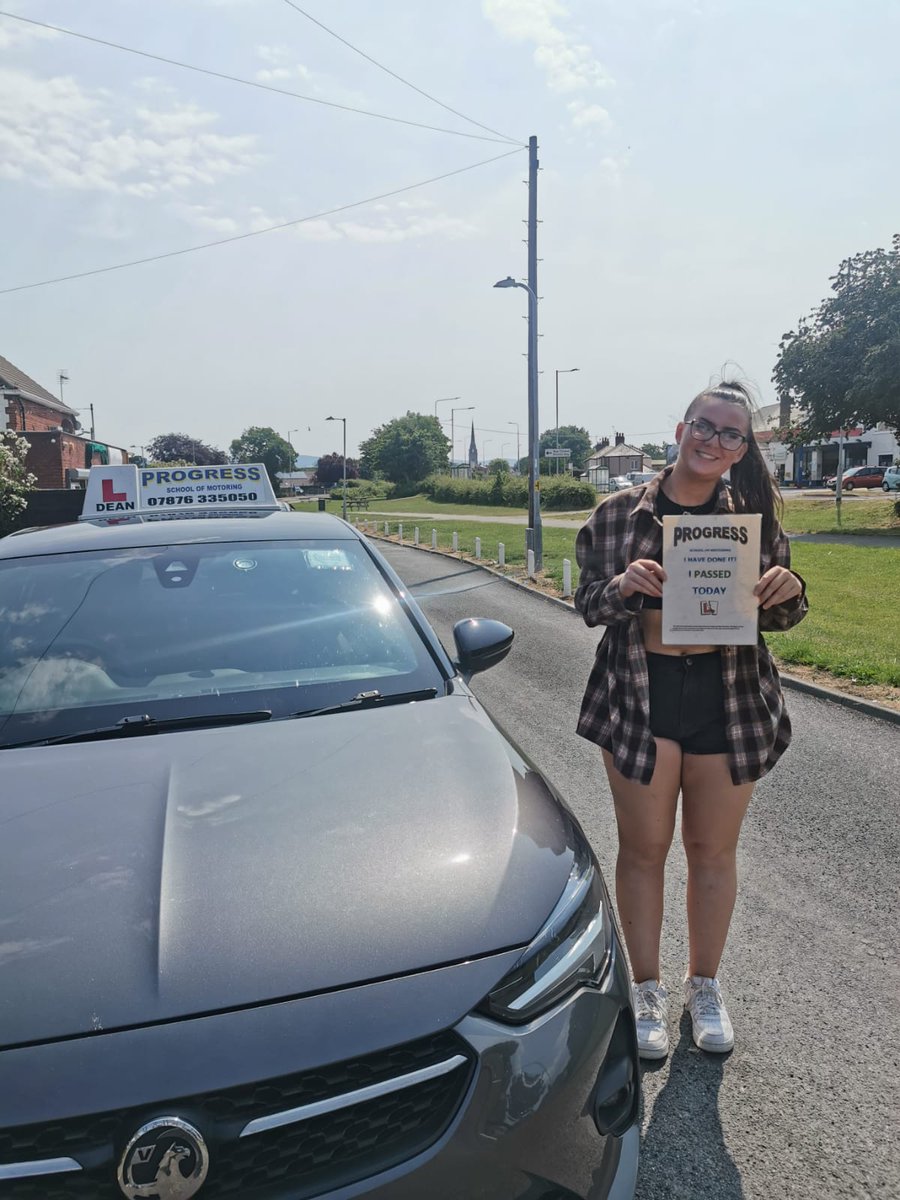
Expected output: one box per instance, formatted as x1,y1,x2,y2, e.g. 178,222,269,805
468,421,478,469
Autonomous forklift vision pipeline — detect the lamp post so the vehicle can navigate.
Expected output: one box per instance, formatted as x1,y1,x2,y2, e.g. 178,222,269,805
508,421,521,473
500,442,512,466
451,405,474,475
495,276,541,566
434,395,459,417
554,368,579,474
326,416,347,521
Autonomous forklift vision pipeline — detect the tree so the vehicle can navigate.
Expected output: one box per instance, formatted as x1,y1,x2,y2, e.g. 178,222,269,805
230,426,296,493
487,457,510,476
0,430,36,537
641,443,665,459
774,234,900,439
145,433,225,465
316,452,359,485
358,412,450,484
538,424,592,472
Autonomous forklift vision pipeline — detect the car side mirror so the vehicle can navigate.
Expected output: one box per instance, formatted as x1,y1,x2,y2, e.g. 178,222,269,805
452,618,514,679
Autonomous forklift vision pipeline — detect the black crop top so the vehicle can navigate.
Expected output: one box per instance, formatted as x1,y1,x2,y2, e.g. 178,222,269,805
641,486,718,609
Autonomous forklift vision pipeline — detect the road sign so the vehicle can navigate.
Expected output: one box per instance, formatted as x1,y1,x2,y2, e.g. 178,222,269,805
545,448,570,457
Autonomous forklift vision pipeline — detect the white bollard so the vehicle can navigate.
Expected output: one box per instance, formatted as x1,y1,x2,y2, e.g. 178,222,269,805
475,537,481,559
398,523,403,543
431,529,437,549
498,542,505,566
414,526,419,545
527,549,536,578
384,521,389,535
562,558,572,597
452,531,459,552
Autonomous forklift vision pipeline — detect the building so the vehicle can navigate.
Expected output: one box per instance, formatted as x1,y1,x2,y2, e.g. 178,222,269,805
750,401,899,485
1,355,128,488
585,434,651,489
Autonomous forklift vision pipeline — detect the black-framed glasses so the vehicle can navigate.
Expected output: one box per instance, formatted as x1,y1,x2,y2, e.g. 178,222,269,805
687,418,748,452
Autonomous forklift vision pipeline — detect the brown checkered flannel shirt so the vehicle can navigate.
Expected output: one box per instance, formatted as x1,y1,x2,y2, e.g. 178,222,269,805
575,468,809,785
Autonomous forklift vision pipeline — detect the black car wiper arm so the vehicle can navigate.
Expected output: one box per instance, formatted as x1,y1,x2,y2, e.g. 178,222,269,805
291,688,438,719
18,709,273,747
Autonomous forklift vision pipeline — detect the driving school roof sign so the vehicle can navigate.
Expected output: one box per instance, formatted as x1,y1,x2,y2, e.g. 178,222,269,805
79,464,277,519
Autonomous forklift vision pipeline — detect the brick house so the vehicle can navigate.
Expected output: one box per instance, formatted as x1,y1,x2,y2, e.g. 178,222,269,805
1,355,128,488
585,433,652,483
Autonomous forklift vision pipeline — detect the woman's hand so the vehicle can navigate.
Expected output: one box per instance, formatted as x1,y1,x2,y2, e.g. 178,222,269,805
754,566,802,610
619,559,667,600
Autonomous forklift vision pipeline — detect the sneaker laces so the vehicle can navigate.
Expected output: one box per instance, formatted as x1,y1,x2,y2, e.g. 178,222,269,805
691,981,724,1019
634,985,666,1022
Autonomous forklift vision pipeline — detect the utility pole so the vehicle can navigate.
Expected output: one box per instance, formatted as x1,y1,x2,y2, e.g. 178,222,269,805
526,135,542,569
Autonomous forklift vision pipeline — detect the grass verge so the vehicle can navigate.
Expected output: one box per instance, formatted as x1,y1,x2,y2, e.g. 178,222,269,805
779,495,900,536
364,519,900,693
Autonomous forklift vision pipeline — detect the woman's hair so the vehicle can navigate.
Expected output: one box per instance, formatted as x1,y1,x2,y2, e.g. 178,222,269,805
684,381,783,543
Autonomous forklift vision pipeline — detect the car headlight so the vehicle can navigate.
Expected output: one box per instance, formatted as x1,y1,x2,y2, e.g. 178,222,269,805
477,841,612,1024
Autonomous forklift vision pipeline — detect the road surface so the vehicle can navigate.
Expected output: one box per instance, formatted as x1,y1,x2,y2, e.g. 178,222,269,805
379,540,900,1200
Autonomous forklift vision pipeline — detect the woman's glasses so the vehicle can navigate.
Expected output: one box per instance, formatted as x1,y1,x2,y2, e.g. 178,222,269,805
687,418,748,452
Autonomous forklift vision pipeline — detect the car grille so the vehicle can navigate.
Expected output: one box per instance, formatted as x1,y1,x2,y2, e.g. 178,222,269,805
0,1030,475,1199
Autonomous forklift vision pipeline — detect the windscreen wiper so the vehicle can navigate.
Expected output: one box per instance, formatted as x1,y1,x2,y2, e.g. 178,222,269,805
291,688,438,719
13,709,272,748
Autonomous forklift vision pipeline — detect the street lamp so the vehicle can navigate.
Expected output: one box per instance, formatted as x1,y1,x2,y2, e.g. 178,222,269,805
450,405,474,475
500,442,512,465
508,421,521,473
495,275,541,566
434,395,460,418
326,416,347,521
554,368,579,474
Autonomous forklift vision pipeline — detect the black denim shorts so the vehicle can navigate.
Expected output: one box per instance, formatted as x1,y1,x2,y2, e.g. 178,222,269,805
646,650,728,755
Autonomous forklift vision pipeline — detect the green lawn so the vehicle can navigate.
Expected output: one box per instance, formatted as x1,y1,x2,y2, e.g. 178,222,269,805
293,491,900,535
364,519,900,689
780,495,900,536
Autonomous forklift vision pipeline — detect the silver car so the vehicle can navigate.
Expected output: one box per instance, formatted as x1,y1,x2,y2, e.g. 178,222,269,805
0,509,639,1200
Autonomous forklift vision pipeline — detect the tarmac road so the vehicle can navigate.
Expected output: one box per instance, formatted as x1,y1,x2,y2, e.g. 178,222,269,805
379,540,900,1200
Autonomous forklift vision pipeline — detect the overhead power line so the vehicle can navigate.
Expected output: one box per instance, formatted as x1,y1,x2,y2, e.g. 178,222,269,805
0,10,520,145
281,0,520,145
0,148,524,295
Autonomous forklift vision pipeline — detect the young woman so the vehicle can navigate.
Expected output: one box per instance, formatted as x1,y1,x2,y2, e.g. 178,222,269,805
575,382,808,1058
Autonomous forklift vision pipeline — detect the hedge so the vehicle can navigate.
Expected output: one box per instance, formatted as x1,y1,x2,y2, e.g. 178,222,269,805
328,479,396,501
419,473,596,510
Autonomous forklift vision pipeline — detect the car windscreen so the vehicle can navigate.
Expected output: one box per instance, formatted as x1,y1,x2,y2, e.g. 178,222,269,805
0,539,445,747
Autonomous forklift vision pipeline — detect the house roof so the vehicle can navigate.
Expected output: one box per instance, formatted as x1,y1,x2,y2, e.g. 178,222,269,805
0,354,79,417
589,443,646,460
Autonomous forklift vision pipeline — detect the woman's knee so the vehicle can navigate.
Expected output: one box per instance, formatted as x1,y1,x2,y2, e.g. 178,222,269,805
617,836,673,872
681,833,737,870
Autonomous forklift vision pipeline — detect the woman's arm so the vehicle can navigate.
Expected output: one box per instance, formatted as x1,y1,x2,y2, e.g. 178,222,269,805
756,525,809,632
574,505,662,627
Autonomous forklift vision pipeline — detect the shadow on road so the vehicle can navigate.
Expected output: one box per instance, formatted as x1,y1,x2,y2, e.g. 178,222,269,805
636,1014,744,1199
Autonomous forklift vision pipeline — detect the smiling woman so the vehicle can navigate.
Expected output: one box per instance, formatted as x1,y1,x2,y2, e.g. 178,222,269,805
575,380,809,1061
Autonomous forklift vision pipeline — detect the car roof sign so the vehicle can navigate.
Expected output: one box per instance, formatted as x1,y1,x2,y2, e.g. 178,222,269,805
79,463,279,522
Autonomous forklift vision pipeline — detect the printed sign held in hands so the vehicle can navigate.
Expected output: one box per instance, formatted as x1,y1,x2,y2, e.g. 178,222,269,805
661,514,762,645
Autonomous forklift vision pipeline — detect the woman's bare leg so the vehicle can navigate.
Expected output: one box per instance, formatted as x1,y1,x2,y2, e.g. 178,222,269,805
603,741,682,983
680,753,754,978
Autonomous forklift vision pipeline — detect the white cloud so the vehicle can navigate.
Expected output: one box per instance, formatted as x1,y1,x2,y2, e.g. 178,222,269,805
190,201,482,246
0,69,261,198
483,0,613,129
0,12,58,52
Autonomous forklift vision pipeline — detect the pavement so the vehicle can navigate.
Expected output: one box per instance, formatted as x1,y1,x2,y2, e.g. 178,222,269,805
377,541,900,1200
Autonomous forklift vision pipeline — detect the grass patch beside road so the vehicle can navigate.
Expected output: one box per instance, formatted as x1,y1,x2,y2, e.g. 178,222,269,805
780,495,900,536
770,543,900,686
367,519,900,691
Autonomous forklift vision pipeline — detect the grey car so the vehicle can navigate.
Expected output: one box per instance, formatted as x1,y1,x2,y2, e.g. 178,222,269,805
0,509,639,1200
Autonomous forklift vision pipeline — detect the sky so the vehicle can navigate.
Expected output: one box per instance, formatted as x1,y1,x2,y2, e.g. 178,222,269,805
1,0,898,463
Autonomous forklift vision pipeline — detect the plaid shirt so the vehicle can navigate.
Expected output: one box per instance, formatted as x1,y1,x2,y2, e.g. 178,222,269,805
575,468,809,785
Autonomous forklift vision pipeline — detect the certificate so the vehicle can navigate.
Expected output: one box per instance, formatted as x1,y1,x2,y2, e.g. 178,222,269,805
661,513,762,645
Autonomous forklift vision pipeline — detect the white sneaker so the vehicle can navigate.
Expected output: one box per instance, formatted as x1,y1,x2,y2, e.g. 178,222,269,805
632,979,669,1059
684,975,735,1052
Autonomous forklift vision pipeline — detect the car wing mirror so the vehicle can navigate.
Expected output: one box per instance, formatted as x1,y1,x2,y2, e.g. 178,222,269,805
452,618,514,680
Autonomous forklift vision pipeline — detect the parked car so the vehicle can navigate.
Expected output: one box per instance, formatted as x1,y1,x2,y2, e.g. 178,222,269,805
882,465,900,492
624,471,658,485
827,465,886,490
609,475,633,491
0,466,640,1200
